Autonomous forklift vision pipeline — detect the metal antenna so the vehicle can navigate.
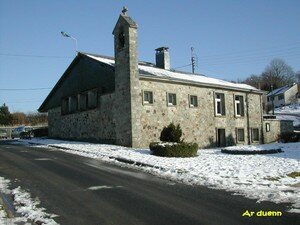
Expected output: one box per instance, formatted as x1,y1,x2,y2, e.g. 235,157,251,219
191,47,198,74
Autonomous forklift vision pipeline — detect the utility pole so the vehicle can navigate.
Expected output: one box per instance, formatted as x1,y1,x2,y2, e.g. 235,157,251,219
271,84,275,115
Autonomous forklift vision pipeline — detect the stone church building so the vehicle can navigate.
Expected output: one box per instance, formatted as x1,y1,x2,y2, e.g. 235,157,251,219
39,9,265,148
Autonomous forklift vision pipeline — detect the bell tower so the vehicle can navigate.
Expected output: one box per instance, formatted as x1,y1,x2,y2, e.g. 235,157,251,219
112,7,140,147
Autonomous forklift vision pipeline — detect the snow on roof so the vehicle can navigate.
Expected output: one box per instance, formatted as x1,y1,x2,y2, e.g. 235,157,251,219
267,85,291,97
85,53,259,92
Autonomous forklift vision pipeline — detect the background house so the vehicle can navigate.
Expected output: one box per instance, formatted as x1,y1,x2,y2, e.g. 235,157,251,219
266,83,300,109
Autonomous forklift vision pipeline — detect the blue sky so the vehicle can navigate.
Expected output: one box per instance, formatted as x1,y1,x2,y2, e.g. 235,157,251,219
0,0,299,113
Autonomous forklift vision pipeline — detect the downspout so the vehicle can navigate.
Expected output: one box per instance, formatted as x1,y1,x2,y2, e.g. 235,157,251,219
246,92,250,145
260,94,264,144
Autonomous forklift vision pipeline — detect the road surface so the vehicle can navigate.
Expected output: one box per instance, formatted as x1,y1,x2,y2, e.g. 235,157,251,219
0,140,299,225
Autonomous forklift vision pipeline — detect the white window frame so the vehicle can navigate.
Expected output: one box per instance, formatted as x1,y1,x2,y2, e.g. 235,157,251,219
266,123,270,132
143,90,153,105
167,93,177,106
234,95,244,117
189,95,198,108
215,93,225,116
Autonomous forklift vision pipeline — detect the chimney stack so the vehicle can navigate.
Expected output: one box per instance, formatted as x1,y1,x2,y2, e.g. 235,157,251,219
155,47,170,70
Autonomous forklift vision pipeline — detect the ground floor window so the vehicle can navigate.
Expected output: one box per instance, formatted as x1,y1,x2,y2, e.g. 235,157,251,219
265,123,270,132
252,128,259,142
236,128,245,142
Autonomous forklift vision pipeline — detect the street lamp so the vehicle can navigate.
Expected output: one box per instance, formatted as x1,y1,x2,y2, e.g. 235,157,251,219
61,31,78,52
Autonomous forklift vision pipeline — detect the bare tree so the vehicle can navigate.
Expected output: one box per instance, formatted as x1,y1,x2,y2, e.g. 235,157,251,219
261,58,296,91
243,74,261,89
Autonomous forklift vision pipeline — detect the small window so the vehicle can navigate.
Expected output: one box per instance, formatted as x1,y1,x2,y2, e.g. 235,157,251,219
278,94,284,100
235,95,244,117
189,95,198,107
167,93,177,106
236,128,245,142
266,123,270,132
88,89,98,109
215,93,225,116
69,96,77,113
118,31,125,49
61,98,69,115
252,128,259,142
143,91,153,104
79,93,88,111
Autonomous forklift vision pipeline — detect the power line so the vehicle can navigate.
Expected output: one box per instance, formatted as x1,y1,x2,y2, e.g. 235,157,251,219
0,53,73,59
0,88,52,91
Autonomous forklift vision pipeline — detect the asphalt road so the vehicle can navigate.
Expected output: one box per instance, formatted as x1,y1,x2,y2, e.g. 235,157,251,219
0,140,299,225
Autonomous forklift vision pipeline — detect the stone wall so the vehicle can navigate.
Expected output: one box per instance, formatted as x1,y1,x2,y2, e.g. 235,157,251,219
263,119,294,143
134,78,263,148
48,93,116,143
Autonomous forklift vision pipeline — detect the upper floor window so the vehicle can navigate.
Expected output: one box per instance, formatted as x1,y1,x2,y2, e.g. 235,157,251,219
143,91,153,105
215,93,225,116
189,95,198,107
167,93,177,106
235,95,244,117
78,93,88,111
61,98,69,115
68,96,77,113
88,89,98,109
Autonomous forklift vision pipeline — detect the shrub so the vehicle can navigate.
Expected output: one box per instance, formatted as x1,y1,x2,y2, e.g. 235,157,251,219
150,142,198,157
20,131,33,139
32,127,48,137
160,122,182,143
278,132,300,143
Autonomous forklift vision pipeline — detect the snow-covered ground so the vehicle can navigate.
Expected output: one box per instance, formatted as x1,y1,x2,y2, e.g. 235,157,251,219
0,176,58,225
275,103,300,115
274,103,300,127
15,138,300,214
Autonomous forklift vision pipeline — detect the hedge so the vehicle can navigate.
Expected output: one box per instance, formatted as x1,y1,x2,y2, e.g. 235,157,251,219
278,132,300,143
150,142,198,157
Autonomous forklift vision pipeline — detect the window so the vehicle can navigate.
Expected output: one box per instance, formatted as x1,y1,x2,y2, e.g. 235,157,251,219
118,31,125,49
235,95,244,117
88,89,98,109
167,93,177,106
252,128,259,142
61,98,69,115
278,94,284,100
68,96,77,113
78,93,88,111
189,95,198,107
215,93,225,116
236,128,245,142
266,123,270,132
143,91,153,104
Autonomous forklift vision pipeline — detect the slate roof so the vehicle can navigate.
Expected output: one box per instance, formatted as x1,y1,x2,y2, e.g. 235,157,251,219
267,85,291,97
84,52,262,93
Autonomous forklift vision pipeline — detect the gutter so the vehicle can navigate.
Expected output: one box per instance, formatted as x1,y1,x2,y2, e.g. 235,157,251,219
140,74,265,94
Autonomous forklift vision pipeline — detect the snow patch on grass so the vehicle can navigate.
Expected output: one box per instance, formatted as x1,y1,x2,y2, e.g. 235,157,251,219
0,176,59,224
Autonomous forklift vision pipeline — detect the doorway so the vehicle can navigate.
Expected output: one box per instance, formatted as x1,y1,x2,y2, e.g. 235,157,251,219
217,129,226,147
